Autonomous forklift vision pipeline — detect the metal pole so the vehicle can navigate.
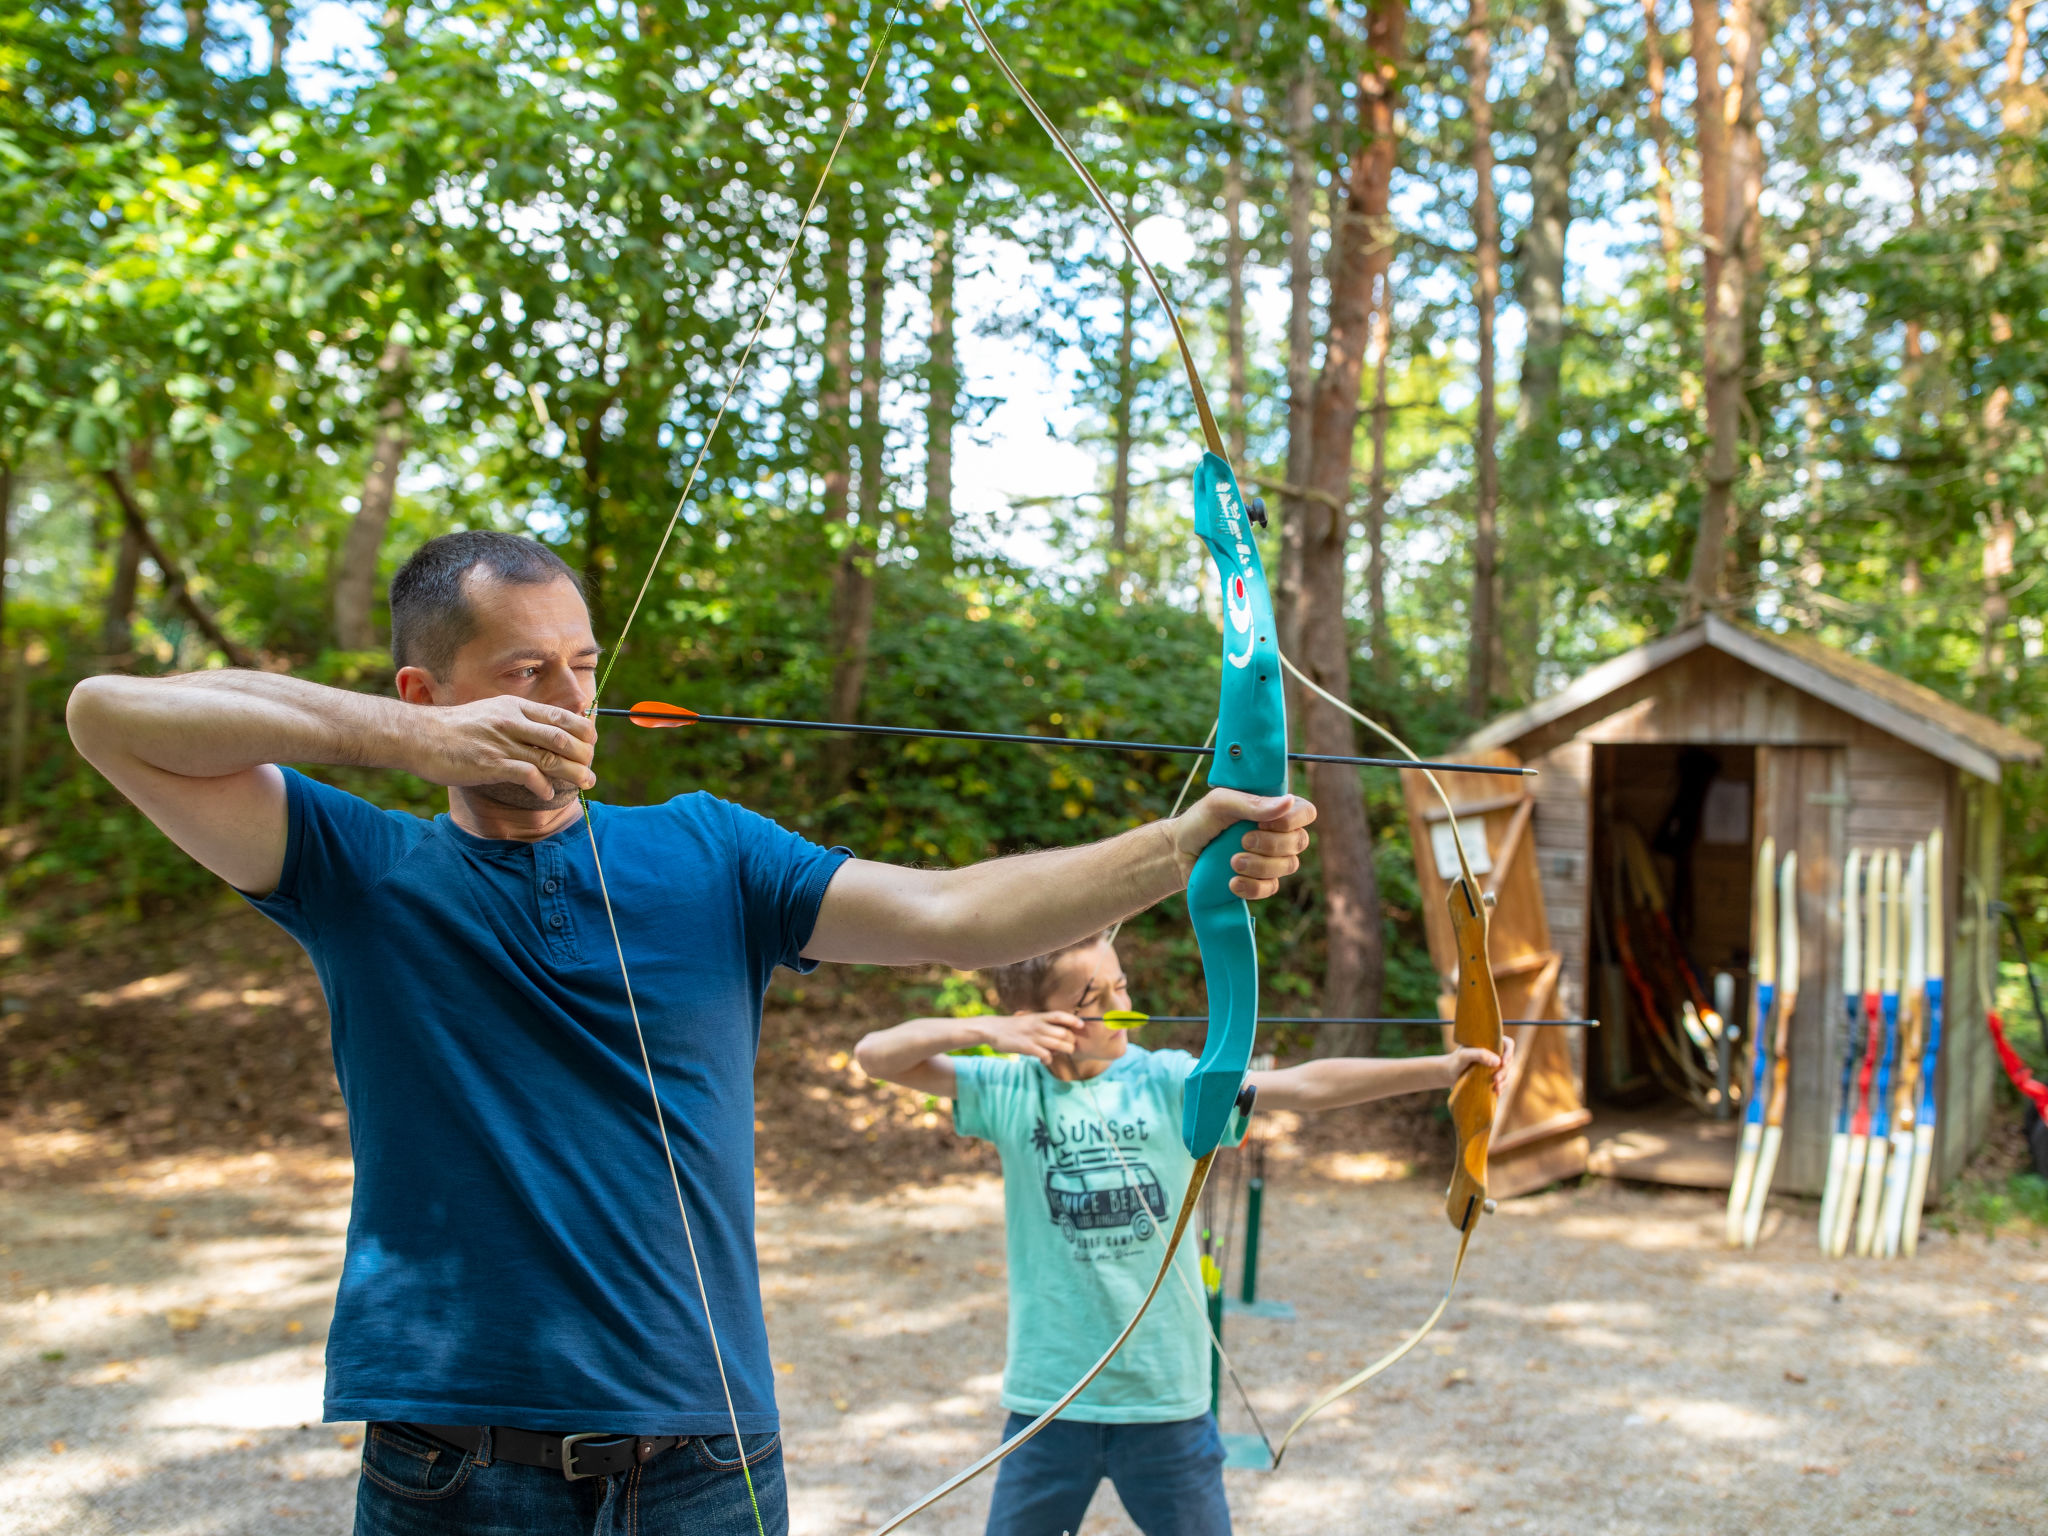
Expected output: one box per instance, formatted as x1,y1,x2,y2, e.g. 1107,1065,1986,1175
1239,1142,1265,1306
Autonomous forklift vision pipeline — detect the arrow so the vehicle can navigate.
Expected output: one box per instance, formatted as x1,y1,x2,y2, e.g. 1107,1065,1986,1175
598,702,1536,778
1099,1010,1596,1028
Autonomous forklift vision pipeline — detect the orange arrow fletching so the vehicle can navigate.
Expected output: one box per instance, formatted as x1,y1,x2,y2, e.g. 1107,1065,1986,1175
627,700,699,728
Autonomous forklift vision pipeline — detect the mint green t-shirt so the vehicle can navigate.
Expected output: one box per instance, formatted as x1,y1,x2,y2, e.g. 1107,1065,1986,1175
952,1045,1243,1424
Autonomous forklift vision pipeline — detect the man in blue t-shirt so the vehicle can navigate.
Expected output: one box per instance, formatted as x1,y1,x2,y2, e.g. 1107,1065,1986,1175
65,531,1316,1536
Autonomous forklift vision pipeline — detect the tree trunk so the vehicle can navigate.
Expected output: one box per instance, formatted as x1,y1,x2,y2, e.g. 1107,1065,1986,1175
112,0,142,101
577,392,620,635
183,1,208,61
1223,80,1250,465
267,2,293,96
333,336,411,652
0,461,11,654
820,191,870,746
1502,0,1582,693
1363,292,1394,678
1640,0,1691,392
924,197,957,570
1682,0,1767,621
0,461,13,823
827,200,885,733
1106,252,1138,586
1296,0,1405,1049
102,521,144,659
1276,65,1320,661
1980,0,2031,695
1902,1,1929,382
1466,0,1500,718
100,470,256,667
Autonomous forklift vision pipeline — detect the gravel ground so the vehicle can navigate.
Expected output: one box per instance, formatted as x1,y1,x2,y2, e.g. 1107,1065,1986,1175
2,1150,2043,1535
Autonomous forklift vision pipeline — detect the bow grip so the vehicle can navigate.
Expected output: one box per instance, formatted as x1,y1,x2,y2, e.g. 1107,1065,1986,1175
1182,827,1257,1159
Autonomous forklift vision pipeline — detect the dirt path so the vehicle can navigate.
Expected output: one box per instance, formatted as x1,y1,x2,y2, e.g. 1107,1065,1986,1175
3,1151,2042,1535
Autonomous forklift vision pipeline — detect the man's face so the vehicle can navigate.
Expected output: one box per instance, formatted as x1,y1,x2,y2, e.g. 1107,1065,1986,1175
1046,941,1132,1064
398,572,601,812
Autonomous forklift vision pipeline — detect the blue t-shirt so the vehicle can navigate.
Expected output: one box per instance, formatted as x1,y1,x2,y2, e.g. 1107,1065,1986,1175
246,768,848,1434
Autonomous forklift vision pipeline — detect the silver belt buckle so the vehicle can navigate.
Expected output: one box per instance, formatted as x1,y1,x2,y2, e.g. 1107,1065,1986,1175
559,1432,610,1481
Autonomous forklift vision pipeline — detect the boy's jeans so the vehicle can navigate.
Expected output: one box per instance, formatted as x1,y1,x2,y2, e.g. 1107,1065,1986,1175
982,1411,1231,1536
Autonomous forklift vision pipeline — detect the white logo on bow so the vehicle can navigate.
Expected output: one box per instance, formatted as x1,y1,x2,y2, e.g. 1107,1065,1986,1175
1225,574,1254,669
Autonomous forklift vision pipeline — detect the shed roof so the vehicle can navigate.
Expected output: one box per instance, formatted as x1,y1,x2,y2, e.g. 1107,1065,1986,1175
1465,615,2043,783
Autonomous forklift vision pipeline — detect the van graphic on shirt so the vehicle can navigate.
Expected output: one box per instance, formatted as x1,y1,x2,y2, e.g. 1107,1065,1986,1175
1032,1115,1167,1258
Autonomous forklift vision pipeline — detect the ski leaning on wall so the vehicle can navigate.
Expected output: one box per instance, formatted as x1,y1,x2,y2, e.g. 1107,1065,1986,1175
1826,847,1875,1253
1725,838,1778,1247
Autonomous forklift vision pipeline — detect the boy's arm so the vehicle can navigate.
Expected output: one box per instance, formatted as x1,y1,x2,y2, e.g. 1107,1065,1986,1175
854,1012,1085,1098
1246,1040,1513,1114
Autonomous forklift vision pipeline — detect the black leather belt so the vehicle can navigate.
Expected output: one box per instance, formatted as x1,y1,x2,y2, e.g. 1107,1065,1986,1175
410,1423,686,1481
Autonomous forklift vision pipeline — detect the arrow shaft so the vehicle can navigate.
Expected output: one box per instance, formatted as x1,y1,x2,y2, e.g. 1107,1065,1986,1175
594,708,1531,778
1116,1016,1596,1027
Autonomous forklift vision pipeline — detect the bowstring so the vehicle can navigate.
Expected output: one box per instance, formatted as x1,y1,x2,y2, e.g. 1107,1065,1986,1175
866,1152,1218,1532
1076,1077,1277,1463
593,13,898,708
579,19,899,1533
956,0,1503,1462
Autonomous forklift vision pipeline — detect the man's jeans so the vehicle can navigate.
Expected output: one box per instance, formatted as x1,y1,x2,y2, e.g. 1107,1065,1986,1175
982,1411,1231,1536
353,1423,787,1536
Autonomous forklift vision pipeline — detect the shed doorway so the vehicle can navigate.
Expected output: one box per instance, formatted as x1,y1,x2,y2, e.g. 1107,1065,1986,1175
1585,743,1761,1186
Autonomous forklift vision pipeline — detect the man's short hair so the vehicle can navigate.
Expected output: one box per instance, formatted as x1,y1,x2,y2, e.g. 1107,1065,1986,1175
388,531,583,677
987,930,1115,1014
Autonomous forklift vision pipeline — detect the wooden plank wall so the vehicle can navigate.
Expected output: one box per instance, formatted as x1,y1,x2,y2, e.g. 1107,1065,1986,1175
1759,745,1848,1196
1530,739,1592,1021
1946,780,2002,1181
1501,643,1989,1193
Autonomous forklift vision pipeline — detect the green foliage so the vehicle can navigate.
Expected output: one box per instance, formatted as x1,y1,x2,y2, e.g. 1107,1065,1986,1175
3,0,2043,1055
1959,1173,2048,1237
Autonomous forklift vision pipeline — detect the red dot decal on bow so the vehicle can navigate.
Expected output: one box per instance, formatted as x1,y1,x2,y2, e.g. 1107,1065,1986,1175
1234,576,1246,601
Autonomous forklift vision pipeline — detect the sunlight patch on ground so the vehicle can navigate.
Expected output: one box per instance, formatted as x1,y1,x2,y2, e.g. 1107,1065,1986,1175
1308,1149,1413,1183
1629,1396,1787,1442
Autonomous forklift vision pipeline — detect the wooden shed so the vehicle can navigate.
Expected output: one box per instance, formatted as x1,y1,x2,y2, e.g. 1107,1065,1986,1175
1405,616,2042,1203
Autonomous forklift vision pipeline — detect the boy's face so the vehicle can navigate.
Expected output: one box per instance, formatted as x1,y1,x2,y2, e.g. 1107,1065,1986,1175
1044,940,1132,1064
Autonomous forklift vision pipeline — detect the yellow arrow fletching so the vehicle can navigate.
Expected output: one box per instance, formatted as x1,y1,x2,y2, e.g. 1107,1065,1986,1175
1101,1010,1150,1029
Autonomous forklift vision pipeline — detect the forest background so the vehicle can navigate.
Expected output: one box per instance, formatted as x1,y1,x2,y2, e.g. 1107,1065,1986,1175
3,0,2046,1064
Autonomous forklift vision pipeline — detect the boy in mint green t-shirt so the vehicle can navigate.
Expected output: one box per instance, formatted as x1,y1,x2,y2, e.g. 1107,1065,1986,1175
854,931,1508,1536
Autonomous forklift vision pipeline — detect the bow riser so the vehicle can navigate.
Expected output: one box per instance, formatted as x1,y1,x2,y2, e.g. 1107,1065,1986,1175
1182,452,1286,1160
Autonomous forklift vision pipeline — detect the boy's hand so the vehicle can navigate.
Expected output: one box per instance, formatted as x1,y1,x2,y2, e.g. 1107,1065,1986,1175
1170,791,1317,899
1446,1034,1516,1095
981,1012,1083,1066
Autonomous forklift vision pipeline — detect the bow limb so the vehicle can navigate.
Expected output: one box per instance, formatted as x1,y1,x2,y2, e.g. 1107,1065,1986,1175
1267,877,1501,1467
866,1152,1218,1533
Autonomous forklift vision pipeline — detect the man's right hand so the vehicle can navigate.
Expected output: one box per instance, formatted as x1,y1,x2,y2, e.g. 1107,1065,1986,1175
410,696,597,802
